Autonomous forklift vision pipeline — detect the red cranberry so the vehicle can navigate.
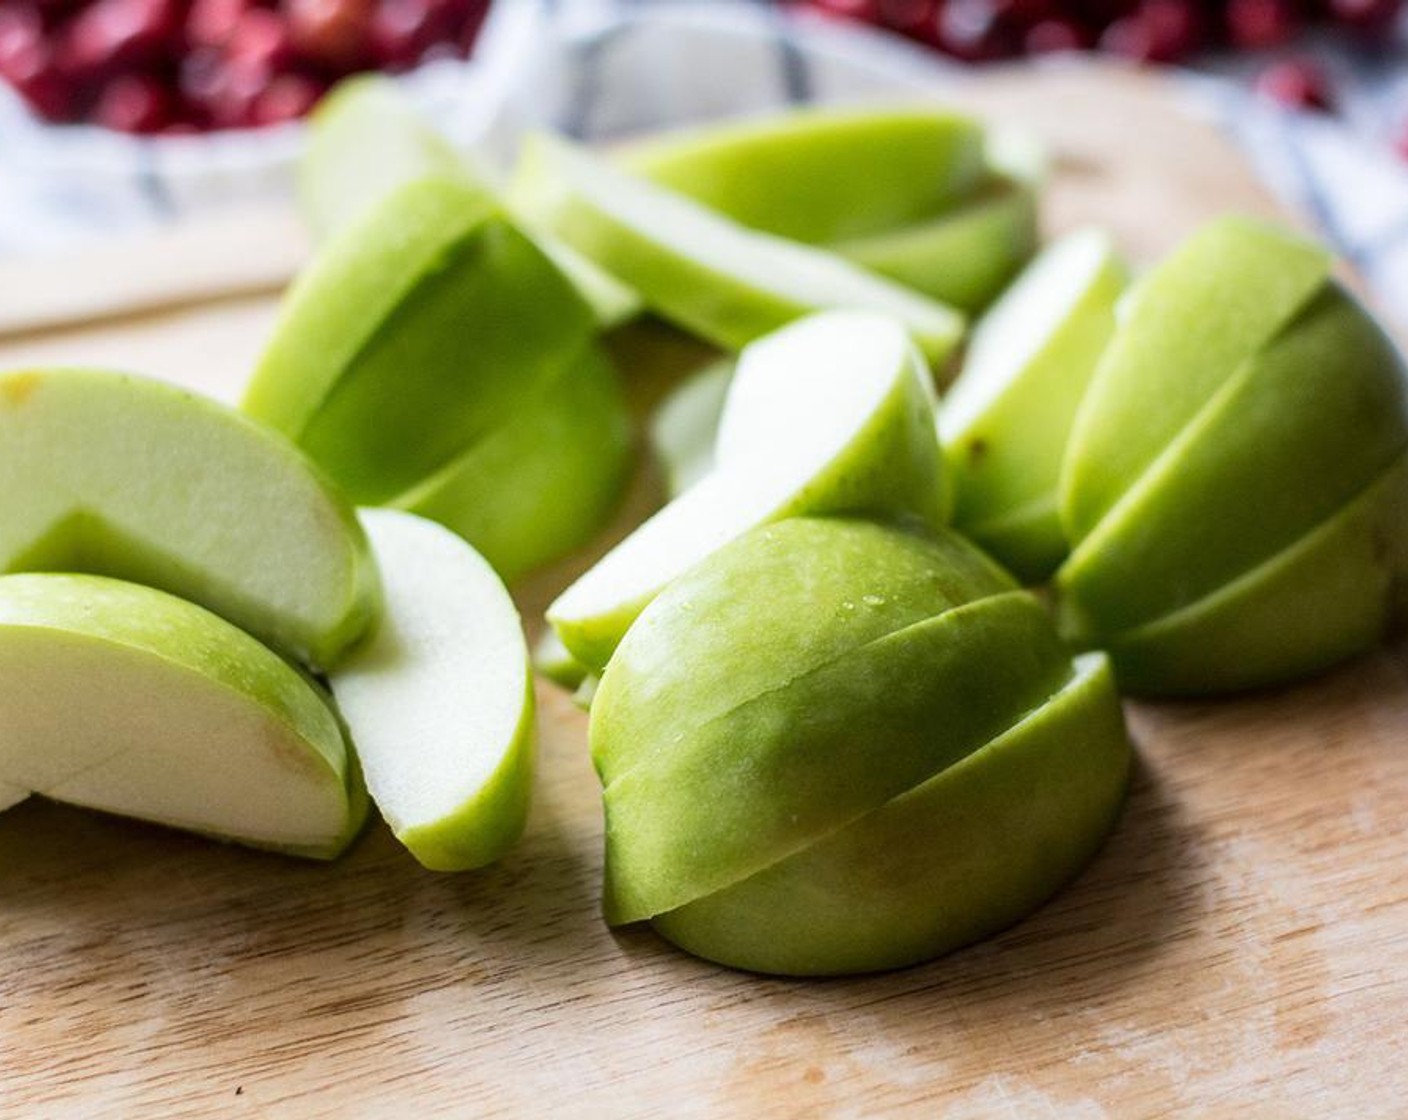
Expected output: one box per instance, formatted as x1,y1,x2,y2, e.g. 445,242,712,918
90,71,172,132
283,0,373,70
806,0,883,18
186,0,256,51
162,119,201,135
1139,0,1207,58
934,0,1021,60
1224,0,1301,48
1324,0,1403,30
1025,16,1093,51
369,0,458,70
227,7,294,69
250,70,323,124
0,6,74,119
56,0,180,80
458,0,491,54
875,0,938,34
1255,58,1334,111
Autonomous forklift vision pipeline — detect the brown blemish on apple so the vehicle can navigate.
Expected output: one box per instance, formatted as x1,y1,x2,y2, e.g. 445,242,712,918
967,437,988,465
1,372,41,408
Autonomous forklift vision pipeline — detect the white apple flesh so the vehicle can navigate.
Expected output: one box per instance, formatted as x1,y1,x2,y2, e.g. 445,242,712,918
331,510,535,871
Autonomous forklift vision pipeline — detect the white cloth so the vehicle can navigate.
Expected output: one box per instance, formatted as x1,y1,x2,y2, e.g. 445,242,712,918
3,0,1408,317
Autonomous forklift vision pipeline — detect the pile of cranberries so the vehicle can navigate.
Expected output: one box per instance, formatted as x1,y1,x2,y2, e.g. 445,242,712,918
802,0,1401,113
0,0,491,134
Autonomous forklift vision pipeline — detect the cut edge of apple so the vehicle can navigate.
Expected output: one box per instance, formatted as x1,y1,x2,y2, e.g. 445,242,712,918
332,509,535,872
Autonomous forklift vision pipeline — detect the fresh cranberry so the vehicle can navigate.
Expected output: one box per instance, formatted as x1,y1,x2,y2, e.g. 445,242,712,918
1323,0,1403,30
56,0,180,80
1255,58,1334,111
934,0,1021,59
161,119,201,135
1025,16,1094,51
227,7,294,69
90,71,172,131
1225,0,1302,48
806,0,883,18
186,0,256,51
369,0,460,69
283,0,373,69
1140,0,1207,57
0,6,75,119
458,0,491,54
250,70,323,124
875,0,938,34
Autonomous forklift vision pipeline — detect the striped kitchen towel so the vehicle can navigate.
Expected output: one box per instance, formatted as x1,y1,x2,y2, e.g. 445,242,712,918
2,0,1407,317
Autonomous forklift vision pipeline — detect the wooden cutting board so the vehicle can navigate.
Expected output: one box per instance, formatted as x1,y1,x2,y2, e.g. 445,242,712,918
1,63,1405,1119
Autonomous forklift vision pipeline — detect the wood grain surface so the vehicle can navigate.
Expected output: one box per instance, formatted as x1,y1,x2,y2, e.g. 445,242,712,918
0,63,1405,1118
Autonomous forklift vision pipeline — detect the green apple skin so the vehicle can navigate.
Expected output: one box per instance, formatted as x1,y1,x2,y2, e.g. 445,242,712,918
590,517,1079,926
648,359,734,497
0,368,378,670
547,312,948,673
653,652,1129,976
835,179,1039,314
512,135,965,366
1089,451,1408,696
941,229,1128,583
1061,216,1332,542
1058,281,1408,643
298,74,489,241
391,343,634,583
245,176,597,504
332,510,534,871
621,105,985,244
0,573,366,859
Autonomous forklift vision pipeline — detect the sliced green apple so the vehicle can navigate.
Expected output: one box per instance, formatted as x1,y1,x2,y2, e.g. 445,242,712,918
940,228,1127,581
648,359,734,498
0,367,377,669
331,509,534,871
532,629,590,691
620,104,985,243
302,74,640,328
1090,451,1408,696
652,652,1129,976
834,179,1039,314
0,573,365,858
547,311,946,671
510,135,965,364
298,74,490,240
1061,216,1332,541
389,342,633,582
246,176,597,504
1057,281,1408,640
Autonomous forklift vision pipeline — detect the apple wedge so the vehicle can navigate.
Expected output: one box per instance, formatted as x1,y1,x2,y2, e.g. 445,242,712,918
331,509,534,871
621,104,985,243
533,629,590,691
652,652,1129,976
835,179,1039,314
302,74,640,328
390,343,633,582
0,573,366,858
547,311,946,671
298,74,489,240
940,228,1127,581
510,135,965,365
0,368,377,669
647,359,734,497
246,176,597,505
1061,216,1332,541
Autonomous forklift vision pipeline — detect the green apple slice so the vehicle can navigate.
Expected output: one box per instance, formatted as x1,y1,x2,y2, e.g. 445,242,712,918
602,589,1070,925
389,342,633,582
652,652,1129,976
0,573,365,858
331,509,534,871
834,179,1039,314
510,134,965,364
302,74,640,327
0,368,377,669
1057,281,1408,639
1090,451,1408,696
1061,216,1332,541
648,359,734,497
532,629,590,691
246,176,597,504
620,104,985,244
547,311,946,671
940,228,1127,581
298,74,490,240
